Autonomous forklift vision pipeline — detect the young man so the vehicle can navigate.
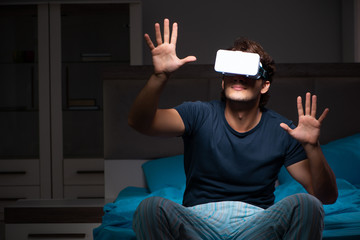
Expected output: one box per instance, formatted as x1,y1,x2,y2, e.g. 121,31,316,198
128,19,338,239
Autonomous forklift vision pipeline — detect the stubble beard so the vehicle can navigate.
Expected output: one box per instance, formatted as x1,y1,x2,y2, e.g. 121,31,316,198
224,89,261,110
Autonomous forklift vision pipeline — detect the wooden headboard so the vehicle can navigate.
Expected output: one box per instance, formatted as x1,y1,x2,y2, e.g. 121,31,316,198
103,63,360,199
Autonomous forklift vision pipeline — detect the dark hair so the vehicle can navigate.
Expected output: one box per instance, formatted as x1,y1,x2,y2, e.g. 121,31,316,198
221,37,276,108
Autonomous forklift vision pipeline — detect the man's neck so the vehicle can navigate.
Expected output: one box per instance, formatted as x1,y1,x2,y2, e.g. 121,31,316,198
224,100,262,133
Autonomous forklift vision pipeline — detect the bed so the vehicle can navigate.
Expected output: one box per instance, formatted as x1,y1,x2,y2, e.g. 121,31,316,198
94,133,360,240
96,64,360,239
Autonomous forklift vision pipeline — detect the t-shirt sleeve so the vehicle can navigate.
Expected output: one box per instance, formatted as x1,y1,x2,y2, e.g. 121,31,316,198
283,122,307,167
174,101,209,136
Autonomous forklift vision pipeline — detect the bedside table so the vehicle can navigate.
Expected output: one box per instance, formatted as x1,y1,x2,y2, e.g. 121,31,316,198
4,199,106,240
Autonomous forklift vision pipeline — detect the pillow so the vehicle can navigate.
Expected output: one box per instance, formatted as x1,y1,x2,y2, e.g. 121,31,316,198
142,155,186,192
321,133,360,185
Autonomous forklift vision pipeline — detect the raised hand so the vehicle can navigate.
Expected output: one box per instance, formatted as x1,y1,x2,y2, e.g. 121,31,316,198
144,18,197,75
280,92,329,146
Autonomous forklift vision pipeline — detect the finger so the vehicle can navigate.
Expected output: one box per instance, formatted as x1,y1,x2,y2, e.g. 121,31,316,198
171,22,178,45
280,123,292,133
155,23,162,46
180,55,197,64
305,92,311,115
311,94,317,117
297,96,304,116
144,33,155,50
163,18,170,43
318,108,329,123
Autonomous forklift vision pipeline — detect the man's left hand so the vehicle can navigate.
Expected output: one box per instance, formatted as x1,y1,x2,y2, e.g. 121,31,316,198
280,92,329,146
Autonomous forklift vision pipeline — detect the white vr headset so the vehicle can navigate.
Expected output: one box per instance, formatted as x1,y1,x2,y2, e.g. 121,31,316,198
214,50,268,80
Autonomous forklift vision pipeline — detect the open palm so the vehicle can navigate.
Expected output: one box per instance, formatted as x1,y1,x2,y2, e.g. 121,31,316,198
144,19,196,75
280,93,329,145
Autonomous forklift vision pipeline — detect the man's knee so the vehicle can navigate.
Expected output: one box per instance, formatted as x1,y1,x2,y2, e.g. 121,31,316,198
289,193,324,227
134,196,165,222
295,193,324,215
133,197,183,240
133,196,166,237
270,193,324,239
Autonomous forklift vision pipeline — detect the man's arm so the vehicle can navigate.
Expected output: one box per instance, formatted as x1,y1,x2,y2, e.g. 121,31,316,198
128,19,196,136
280,92,338,204
128,73,185,136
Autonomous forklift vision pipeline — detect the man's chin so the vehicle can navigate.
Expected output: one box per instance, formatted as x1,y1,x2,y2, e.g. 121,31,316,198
225,94,248,102
225,95,259,107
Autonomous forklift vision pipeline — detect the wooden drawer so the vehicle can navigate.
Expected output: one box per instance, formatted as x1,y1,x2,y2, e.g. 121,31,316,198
6,223,101,240
0,186,40,221
0,159,39,186
64,186,104,199
64,159,104,185
0,186,40,202
5,199,104,240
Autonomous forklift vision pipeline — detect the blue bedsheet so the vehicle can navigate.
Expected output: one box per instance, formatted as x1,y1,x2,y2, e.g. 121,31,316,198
94,179,360,240
94,186,184,240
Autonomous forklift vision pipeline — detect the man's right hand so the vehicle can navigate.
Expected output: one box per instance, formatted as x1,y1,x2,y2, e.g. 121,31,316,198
128,19,191,137
144,18,197,76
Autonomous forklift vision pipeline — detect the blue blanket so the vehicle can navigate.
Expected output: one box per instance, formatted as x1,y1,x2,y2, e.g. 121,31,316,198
94,186,184,240
94,179,360,240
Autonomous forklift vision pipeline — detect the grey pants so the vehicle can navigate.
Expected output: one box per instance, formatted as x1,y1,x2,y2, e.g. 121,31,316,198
133,193,324,240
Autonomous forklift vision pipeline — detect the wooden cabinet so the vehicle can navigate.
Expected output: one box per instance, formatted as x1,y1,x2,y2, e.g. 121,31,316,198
6,224,101,240
5,199,104,240
0,1,142,237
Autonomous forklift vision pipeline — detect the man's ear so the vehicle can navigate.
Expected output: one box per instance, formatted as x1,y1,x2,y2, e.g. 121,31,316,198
261,80,270,94
221,79,224,90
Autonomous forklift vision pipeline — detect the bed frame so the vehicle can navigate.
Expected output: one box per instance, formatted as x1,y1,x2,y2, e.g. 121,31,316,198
103,63,360,200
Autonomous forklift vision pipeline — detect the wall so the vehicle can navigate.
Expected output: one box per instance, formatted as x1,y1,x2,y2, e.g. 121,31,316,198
141,0,343,64
2,0,352,64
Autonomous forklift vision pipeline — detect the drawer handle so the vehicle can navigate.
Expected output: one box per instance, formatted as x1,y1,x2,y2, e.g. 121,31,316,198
28,233,86,239
0,171,26,175
77,196,103,200
77,170,104,174
0,197,26,201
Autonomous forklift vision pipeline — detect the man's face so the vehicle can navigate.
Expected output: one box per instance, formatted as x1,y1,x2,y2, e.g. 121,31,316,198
221,75,270,103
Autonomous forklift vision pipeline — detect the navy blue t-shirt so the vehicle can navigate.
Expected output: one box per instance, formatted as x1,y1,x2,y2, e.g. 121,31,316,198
175,100,307,209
